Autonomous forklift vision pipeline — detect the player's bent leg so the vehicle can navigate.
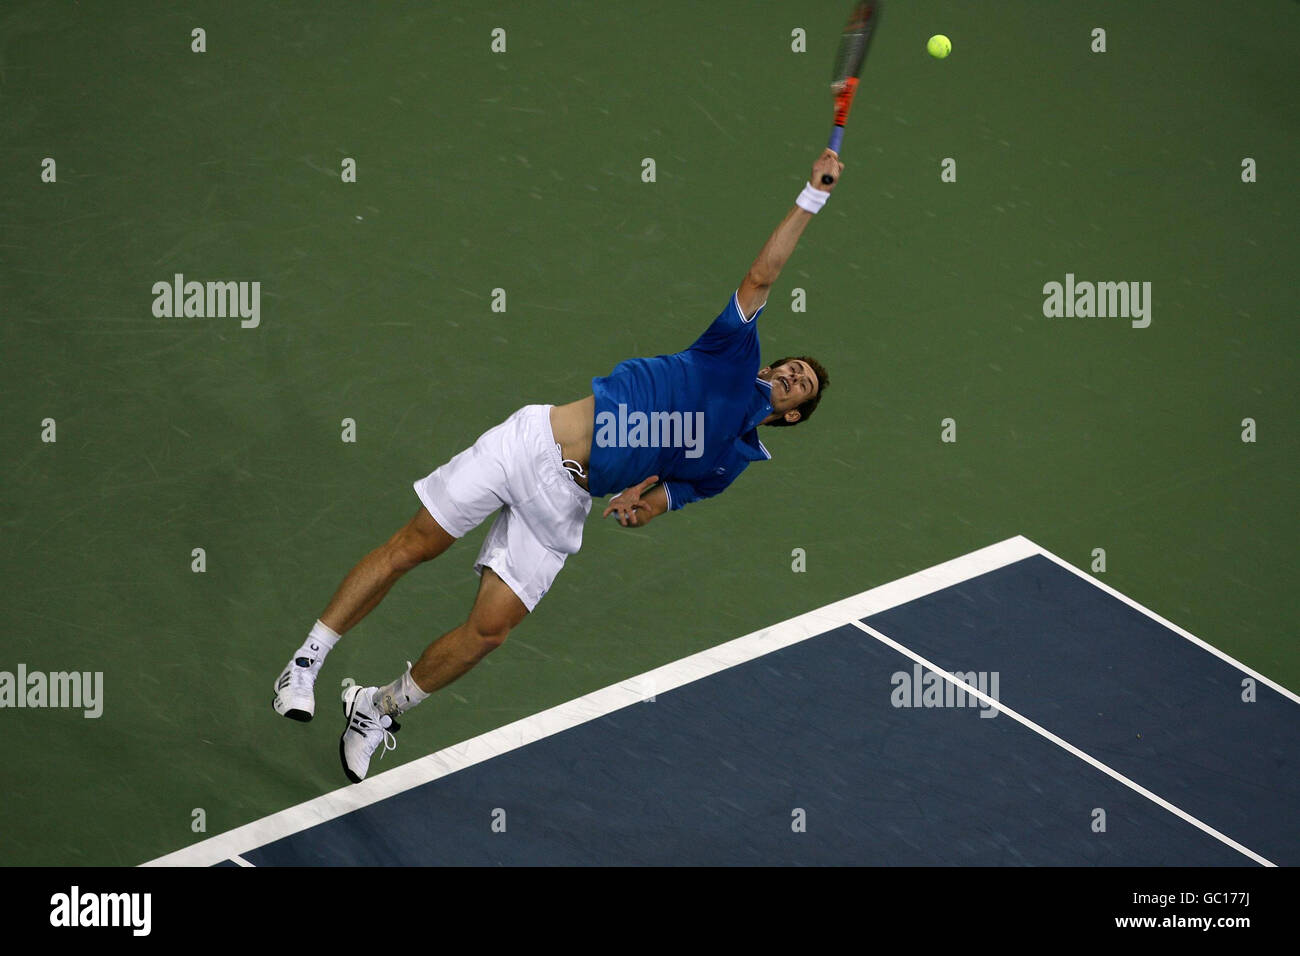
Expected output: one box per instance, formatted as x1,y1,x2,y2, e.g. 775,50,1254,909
410,567,528,695
340,569,528,783
274,506,456,723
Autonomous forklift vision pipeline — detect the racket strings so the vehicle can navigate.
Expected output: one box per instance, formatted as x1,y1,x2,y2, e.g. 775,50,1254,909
830,2,877,85
832,36,868,84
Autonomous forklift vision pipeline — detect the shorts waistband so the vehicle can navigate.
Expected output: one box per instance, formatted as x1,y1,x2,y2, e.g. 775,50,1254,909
536,404,592,499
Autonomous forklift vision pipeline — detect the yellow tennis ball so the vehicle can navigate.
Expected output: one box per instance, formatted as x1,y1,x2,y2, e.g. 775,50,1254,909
927,35,951,59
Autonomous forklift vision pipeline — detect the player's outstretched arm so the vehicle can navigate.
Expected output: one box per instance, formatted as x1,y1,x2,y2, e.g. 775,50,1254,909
736,150,845,319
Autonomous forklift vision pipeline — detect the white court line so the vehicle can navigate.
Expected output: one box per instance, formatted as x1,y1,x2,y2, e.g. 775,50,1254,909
144,533,1294,867
143,535,1039,866
1028,542,1300,705
851,619,1275,866
229,855,254,868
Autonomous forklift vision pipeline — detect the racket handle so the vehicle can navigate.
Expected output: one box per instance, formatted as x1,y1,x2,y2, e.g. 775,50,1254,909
822,127,844,183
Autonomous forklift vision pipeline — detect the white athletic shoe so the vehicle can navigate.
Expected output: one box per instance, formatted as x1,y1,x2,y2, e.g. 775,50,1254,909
340,684,399,784
272,655,318,722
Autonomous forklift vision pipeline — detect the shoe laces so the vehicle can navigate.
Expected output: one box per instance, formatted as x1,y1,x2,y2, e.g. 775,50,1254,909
290,662,316,685
352,702,398,761
286,658,318,688
373,722,398,762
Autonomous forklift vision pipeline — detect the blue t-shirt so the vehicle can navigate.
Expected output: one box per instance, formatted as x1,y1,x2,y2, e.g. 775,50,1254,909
588,291,775,509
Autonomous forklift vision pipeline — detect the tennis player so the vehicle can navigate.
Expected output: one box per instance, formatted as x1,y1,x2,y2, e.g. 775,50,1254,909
274,150,842,782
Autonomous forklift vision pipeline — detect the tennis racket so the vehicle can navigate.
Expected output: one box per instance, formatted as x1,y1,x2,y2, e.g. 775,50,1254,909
822,1,883,184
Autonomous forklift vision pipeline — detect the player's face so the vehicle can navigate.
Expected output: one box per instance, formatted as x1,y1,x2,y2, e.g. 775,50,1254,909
764,359,819,414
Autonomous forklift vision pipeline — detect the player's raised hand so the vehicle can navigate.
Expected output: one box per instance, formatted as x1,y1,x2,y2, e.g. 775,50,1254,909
812,150,845,191
602,475,660,527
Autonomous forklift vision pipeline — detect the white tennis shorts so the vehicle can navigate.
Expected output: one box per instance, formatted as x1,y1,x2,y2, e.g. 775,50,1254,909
413,404,593,611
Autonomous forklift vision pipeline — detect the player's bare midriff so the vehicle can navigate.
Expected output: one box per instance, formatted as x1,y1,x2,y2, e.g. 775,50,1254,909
549,395,595,490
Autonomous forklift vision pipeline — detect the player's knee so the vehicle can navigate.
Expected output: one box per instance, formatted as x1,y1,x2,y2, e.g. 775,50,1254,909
385,537,426,574
468,613,512,650
387,526,445,573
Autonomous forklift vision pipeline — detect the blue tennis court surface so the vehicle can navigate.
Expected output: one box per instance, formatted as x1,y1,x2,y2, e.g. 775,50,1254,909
154,538,1298,867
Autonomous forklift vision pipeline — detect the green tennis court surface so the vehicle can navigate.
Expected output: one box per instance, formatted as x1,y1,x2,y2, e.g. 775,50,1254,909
1,1,1295,867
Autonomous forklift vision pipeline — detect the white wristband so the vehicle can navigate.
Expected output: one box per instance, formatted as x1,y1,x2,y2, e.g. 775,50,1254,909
795,181,830,214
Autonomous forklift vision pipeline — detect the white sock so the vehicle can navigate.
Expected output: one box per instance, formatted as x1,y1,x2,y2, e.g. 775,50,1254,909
294,620,340,673
374,665,429,718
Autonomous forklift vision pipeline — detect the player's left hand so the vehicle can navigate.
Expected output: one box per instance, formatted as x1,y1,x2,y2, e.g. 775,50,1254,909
603,475,660,527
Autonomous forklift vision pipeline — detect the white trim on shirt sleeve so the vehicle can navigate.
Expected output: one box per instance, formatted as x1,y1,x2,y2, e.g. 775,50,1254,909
733,289,766,324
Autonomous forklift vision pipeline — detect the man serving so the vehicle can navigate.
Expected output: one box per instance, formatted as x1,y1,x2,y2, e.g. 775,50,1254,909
273,150,842,782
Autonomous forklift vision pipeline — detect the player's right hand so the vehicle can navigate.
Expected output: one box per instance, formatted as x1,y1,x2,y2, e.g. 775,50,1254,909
812,150,844,191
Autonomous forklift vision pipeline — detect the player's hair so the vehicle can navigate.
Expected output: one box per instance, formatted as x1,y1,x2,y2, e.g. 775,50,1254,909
766,356,829,426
